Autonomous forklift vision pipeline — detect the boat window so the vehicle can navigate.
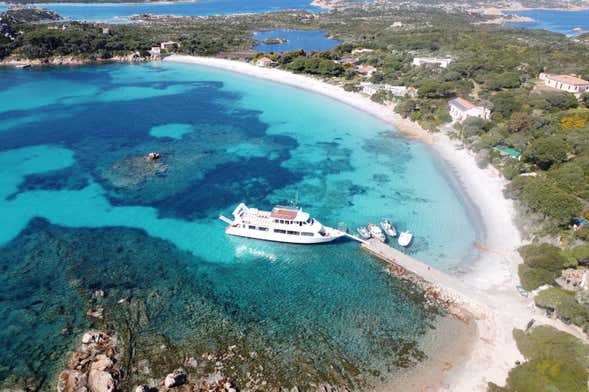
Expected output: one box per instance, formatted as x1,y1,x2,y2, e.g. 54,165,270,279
301,232,314,236
258,227,268,231
248,225,256,230
274,229,286,234
287,231,300,235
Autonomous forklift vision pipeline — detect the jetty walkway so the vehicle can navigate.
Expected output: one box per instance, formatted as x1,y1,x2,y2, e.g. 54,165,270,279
360,239,484,319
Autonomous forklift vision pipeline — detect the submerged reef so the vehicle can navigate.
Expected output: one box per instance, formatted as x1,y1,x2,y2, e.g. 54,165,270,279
0,219,441,391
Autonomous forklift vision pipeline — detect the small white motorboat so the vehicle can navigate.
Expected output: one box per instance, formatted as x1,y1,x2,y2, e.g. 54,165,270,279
367,223,386,242
380,220,397,237
398,231,413,247
356,226,371,239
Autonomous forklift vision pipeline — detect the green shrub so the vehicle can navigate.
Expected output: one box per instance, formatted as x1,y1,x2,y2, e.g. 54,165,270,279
576,227,589,241
497,325,589,392
520,178,583,226
524,136,571,170
518,244,571,290
519,244,569,272
572,245,589,265
502,160,523,180
534,288,589,327
518,264,557,291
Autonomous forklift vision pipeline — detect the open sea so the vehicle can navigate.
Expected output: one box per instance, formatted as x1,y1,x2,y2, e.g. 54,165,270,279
505,9,589,35
0,62,478,389
0,0,322,22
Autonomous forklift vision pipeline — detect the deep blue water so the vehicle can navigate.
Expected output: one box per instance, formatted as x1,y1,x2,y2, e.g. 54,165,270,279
0,62,478,389
9,0,322,22
253,29,341,52
505,9,589,35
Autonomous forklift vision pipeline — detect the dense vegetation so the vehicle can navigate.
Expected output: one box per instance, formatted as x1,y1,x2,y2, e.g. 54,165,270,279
535,287,589,329
517,243,572,291
0,10,324,61
489,325,589,392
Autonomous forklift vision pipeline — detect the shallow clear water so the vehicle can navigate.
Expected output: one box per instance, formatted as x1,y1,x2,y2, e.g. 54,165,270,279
253,29,341,53
14,0,321,22
505,9,589,35
0,62,478,389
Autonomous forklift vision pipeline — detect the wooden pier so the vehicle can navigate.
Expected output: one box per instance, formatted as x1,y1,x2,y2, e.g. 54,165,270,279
360,239,483,318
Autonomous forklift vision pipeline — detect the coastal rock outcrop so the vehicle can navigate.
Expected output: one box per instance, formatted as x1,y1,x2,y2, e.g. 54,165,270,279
57,330,121,392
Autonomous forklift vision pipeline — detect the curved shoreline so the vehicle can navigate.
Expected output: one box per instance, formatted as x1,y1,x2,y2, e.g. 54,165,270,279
163,55,587,391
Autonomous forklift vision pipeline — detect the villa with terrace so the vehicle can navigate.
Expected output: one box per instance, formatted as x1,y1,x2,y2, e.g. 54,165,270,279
449,97,490,123
356,65,377,77
539,73,589,94
255,57,275,67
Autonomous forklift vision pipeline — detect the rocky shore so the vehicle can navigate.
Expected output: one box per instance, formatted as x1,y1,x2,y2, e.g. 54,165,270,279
0,53,153,68
58,330,122,392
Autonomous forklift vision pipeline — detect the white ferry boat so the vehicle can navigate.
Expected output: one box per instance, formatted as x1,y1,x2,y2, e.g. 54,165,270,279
219,203,345,244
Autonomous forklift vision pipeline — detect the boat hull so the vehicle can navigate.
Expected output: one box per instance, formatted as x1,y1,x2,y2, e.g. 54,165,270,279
226,226,344,244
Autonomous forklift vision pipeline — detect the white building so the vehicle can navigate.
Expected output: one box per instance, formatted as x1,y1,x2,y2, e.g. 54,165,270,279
160,41,179,50
449,98,490,123
351,48,374,55
255,57,275,67
149,47,161,59
356,65,377,77
539,73,589,93
412,57,453,68
359,82,407,96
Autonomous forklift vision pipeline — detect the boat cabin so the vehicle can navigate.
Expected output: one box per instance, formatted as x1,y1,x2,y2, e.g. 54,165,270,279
270,206,314,226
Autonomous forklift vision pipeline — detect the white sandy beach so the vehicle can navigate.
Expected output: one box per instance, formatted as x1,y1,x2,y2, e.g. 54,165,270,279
164,55,587,391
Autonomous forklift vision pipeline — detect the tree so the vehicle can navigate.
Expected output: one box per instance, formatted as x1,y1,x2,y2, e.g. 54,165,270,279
491,90,523,119
524,136,570,169
581,92,589,108
461,116,489,138
507,112,532,133
417,80,453,99
395,99,419,118
484,71,521,91
520,178,582,225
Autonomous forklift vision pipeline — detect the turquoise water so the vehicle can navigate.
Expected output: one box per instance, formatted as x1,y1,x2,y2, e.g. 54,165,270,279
10,0,321,22
253,29,341,52
505,9,589,35
0,62,478,389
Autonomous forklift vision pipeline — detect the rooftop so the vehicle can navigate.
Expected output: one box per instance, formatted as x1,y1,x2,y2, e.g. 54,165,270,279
545,73,589,86
450,97,477,112
495,145,522,158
